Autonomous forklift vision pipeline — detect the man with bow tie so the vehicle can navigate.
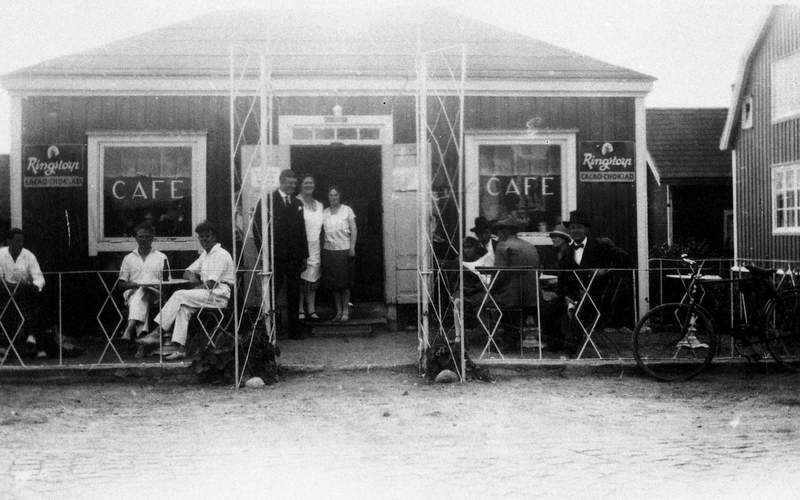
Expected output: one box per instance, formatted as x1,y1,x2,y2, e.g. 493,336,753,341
254,169,308,340
554,210,631,355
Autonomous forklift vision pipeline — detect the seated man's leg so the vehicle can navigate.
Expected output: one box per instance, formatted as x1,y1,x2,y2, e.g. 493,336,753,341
157,290,228,359
124,288,150,340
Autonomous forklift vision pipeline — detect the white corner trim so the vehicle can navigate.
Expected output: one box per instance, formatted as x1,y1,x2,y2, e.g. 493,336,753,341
635,97,649,316
646,151,661,186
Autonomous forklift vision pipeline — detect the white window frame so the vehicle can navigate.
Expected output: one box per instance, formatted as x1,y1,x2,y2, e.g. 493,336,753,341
279,115,392,146
772,162,800,235
771,51,800,123
87,131,207,255
741,96,753,130
465,130,577,245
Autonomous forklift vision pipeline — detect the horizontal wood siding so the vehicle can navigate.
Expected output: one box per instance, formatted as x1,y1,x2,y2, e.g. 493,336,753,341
20,93,639,270
465,95,637,256
274,95,416,144
20,95,233,271
736,7,800,265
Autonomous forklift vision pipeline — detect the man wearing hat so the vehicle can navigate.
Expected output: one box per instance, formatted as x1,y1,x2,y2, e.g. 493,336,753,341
556,210,631,354
489,214,540,351
469,216,496,267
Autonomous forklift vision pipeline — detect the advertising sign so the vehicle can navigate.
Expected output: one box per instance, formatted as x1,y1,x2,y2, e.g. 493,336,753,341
23,144,85,188
579,141,635,182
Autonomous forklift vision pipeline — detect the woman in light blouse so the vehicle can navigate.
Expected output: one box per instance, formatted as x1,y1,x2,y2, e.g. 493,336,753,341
297,173,324,320
322,185,357,322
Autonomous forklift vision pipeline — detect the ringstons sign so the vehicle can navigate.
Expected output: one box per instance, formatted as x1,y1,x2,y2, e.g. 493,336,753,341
23,144,85,188
579,141,635,182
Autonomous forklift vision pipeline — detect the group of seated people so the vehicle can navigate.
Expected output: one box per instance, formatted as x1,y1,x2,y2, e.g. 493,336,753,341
448,209,632,357
0,221,234,362
121,220,235,360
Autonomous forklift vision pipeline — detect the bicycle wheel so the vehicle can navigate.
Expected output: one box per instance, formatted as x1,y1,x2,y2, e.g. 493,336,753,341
632,303,717,382
764,291,800,372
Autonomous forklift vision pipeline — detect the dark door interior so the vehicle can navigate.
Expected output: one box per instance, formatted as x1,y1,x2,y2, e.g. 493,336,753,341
291,146,383,302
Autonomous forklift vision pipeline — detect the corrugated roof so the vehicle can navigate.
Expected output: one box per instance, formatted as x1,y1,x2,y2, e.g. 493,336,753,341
647,108,731,180
5,8,654,82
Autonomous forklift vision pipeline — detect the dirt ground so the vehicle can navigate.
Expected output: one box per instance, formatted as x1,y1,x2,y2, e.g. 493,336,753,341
2,366,800,499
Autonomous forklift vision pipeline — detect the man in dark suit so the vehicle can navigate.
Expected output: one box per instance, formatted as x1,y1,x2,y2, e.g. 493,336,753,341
254,169,308,339
555,209,631,354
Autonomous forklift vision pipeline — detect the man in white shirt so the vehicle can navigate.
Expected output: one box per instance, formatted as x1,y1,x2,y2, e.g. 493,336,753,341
0,227,47,356
118,222,169,356
138,221,235,360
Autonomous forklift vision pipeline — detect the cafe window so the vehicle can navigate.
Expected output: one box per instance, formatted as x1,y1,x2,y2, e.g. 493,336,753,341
465,132,577,235
772,162,800,234
87,132,207,254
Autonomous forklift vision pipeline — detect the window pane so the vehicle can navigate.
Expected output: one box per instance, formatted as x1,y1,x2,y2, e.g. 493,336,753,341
337,128,358,140
103,146,193,238
788,209,796,228
478,144,562,231
314,127,335,140
293,127,312,140
359,128,380,140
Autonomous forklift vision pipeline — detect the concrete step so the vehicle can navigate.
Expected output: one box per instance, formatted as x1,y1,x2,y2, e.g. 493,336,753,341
311,325,373,338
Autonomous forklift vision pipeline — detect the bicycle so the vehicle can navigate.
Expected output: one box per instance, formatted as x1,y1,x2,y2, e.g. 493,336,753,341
632,255,800,382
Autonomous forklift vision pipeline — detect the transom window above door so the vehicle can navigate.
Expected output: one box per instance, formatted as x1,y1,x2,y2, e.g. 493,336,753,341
279,116,392,146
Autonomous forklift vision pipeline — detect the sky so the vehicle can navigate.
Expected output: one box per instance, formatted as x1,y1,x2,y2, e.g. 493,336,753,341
0,0,787,154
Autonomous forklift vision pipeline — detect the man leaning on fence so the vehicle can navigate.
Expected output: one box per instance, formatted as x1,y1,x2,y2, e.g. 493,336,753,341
137,221,235,360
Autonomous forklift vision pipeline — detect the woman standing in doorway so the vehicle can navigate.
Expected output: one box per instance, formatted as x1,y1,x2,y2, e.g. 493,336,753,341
297,173,324,321
322,185,357,322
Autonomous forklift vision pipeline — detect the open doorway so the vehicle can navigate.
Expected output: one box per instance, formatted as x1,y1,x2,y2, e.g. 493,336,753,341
291,145,384,302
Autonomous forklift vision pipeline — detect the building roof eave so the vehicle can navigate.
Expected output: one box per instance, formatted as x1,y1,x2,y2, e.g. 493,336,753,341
2,74,654,97
720,6,776,151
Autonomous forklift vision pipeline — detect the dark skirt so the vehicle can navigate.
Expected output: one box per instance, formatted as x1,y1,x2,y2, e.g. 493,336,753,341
322,249,355,290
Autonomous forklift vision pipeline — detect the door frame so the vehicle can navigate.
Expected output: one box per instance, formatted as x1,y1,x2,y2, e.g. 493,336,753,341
279,115,395,304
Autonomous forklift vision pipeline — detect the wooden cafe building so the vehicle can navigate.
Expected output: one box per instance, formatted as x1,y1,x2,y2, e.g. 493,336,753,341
2,8,655,326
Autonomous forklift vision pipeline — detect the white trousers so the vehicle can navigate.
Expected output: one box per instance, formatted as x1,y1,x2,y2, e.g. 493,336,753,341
125,288,153,336
154,289,229,347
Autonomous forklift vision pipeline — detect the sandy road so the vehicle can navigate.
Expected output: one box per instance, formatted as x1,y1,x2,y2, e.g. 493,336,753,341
2,367,800,499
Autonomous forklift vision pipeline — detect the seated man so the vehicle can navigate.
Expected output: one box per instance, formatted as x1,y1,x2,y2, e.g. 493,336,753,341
556,210,632,354
0,227,48,358
117,222,169,358
137,221,235,360
439,236,488,329
490,215,539,350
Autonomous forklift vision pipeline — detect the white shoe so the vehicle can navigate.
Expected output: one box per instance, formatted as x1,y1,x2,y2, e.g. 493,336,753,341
677,335,709,349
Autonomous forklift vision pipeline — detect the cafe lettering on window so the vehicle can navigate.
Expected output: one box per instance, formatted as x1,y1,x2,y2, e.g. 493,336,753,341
478,144,562,231
579,141,635,182
23,144,85,188
102,146,193,238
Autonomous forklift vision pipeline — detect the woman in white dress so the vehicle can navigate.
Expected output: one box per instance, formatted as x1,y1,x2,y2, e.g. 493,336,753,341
297,173,324,320
322,185,357,322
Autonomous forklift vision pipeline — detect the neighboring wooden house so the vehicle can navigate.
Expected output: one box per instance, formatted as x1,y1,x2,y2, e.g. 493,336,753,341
647,108,732,256
2,8,654,323
721,5,800,266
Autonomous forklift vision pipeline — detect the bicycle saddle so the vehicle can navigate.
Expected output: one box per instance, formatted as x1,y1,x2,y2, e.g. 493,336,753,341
744,265,777,278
